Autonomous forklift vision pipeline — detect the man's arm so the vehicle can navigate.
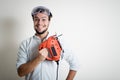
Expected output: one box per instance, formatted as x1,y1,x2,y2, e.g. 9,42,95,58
66,70,77,80
17,48,48,77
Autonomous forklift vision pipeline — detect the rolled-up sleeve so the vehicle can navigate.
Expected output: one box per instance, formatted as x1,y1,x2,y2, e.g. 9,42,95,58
16,41,28,69
59,37,79,71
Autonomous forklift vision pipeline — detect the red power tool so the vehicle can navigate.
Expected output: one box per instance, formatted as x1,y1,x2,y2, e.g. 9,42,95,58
39,34,63,61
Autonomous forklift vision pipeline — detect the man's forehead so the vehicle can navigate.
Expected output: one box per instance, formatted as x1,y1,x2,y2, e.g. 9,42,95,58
34,12,48,18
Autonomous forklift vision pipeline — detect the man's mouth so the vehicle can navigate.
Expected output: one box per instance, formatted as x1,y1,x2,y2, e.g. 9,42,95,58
35,27,47,34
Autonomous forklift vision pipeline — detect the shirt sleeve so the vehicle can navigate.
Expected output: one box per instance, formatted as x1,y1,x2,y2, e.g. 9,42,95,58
59,36,79,71
16,40,28,69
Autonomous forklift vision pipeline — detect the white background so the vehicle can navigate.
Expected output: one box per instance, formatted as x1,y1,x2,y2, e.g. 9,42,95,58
0,0,120,80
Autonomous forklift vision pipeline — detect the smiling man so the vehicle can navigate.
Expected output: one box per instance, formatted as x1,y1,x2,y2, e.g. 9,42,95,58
16,6,79,80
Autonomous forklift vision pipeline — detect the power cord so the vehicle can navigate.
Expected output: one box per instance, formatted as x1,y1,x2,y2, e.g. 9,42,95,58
56,60,59,80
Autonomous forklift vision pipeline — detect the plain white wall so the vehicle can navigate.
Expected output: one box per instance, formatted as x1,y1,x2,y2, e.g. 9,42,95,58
0,0,120,80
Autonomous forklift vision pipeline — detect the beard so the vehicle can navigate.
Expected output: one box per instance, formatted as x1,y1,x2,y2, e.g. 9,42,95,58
35,28,48,35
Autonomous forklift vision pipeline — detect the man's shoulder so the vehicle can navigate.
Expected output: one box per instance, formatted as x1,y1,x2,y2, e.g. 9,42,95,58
20,36,34,46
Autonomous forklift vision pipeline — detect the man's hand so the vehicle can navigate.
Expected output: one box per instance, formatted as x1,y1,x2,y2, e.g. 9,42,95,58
38,48,48,61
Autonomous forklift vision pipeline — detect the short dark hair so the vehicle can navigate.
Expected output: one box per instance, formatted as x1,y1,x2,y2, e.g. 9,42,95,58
31,6,53,21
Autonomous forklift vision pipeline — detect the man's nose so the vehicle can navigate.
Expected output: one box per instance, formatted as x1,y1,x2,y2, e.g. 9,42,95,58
38,20,43,25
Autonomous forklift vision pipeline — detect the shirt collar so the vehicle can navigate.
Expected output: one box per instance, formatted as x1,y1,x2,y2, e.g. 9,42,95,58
33,31,56,40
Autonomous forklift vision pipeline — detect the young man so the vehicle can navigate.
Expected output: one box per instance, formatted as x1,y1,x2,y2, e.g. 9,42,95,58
16,6,79,80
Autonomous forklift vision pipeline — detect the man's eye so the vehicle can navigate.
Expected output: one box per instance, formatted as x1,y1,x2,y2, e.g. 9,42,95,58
42,19,46,21
34,18,39,21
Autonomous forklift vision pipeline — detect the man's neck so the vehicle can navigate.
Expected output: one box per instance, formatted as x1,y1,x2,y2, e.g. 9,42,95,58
36,31,49,41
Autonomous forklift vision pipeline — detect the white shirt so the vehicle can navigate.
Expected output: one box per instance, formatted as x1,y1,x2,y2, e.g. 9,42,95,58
16,33,79,80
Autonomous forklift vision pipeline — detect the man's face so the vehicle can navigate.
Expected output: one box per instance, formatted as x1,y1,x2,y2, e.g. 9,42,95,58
33,12,50,34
